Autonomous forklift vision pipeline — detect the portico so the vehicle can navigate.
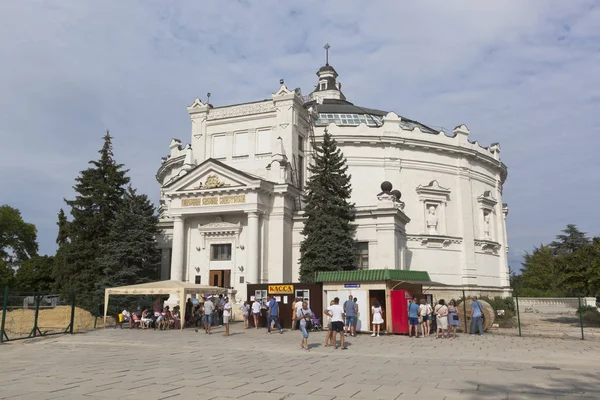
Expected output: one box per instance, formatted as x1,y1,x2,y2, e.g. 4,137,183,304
158,158,299,301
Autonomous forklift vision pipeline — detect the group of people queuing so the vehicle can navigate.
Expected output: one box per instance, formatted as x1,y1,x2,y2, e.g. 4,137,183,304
407,296,485,338
191,294,233,336
118,293,486,344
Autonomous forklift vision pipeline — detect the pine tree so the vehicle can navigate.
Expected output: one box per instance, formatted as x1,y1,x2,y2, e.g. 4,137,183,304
56,209,70,246
549,224,590,254
299,129,356,282
96,187,162,314
53,132,129,311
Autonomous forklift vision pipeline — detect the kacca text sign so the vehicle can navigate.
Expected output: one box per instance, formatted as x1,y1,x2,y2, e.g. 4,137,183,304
268,285,294,294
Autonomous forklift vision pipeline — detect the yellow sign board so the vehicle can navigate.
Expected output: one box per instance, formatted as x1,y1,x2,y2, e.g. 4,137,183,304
182,194,246,207
268,285,294,294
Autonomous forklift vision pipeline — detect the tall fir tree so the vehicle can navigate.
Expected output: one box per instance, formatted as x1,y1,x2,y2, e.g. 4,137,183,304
53,132,129,311
96,187,162,314
56,209,70,246
299,128,356,282
549,224,590,254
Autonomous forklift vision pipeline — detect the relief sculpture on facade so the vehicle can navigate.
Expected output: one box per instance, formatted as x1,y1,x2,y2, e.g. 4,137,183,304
426,206,439,235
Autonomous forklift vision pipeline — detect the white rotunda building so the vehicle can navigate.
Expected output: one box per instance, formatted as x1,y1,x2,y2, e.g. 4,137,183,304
156,59,509,301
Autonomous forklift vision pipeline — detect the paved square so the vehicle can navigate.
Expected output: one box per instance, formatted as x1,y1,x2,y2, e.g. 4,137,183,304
1,323,599,399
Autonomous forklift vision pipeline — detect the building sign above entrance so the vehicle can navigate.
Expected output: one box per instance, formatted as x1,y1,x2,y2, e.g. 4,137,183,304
182,194,246,207
344,283,360,289
268,285,294,294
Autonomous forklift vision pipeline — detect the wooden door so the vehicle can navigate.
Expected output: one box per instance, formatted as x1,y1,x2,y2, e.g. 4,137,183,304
210,270,222,287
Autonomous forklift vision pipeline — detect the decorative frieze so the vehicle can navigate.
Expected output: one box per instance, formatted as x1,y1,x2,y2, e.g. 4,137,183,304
207,102,275,121
182,194,246,207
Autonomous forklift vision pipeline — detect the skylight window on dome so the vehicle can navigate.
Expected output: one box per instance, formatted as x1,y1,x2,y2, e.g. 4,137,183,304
316,113,382,127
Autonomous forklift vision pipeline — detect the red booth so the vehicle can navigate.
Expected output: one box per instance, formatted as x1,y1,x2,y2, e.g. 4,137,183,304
390,289,416,334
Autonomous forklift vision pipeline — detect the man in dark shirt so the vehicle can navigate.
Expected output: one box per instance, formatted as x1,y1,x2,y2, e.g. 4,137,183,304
267,295,283,334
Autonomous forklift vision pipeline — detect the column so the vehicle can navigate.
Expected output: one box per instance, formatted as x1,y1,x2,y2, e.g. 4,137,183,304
160,248,170,280
246,212,260,284
170,215,185,281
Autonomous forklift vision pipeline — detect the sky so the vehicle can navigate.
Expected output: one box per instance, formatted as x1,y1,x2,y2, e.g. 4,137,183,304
1,1,599,269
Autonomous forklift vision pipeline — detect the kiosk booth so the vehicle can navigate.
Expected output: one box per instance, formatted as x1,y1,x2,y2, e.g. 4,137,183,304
315,269,434,334
246,283,323,329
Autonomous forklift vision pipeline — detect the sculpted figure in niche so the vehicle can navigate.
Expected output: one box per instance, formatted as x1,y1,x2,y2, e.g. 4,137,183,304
426,205,439,235
484,212,491,239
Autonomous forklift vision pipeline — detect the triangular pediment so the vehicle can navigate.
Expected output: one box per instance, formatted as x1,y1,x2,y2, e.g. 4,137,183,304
165,158,264,193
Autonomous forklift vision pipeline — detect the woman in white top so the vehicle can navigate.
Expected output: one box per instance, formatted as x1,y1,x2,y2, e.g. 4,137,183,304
251,300,261,329
419,299,432,337
240,301,250,329
434,299,449,339
371,300,384,337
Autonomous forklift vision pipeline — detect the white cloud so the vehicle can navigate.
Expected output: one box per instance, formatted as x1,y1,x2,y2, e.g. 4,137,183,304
0,0,598,257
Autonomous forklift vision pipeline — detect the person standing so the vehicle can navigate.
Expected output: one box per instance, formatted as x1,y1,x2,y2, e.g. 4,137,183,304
447,300,460,339
202,297,214,334
470,296,484,336
223,297,232,336
217,294,225,326
371,300,384,337
296,301,313,351
343,295,358,337
353,297,359,333
240,301,250,329
324,300,335,347
434,299,449,339
185,298,193,328
408,298,420,338
324,297,346,350
251,298,261,329
292,297,302,330
267,295,283,334
419,299,431,337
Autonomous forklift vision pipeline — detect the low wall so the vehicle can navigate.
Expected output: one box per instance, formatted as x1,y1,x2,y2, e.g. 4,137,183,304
515,297,598,310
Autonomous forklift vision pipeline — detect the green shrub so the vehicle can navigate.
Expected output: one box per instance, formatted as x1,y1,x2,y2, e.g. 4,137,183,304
480,296,516,313
496,309,517,328
577,305,598,314
582,310,600,327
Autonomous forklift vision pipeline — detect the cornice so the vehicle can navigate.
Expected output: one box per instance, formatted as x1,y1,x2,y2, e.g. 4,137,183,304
407,234,463,249
313,131,507,182
474,239,502,255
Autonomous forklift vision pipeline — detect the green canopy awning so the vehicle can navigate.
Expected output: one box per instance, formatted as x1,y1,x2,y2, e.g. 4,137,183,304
315,269,431,283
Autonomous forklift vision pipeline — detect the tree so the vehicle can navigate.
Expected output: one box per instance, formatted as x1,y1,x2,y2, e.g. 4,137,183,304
96,187,162,314
0,205,38,270
518,245,566,297
0,262,14,288
509,266,522,292
558,237,600,297
299,128,356,282
56,209,70,246
53,132,130,311
15,255,55,292
549,224,590,254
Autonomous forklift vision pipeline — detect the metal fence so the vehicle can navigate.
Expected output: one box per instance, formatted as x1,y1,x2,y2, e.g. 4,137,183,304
442,290,600,341
1,287,76,343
